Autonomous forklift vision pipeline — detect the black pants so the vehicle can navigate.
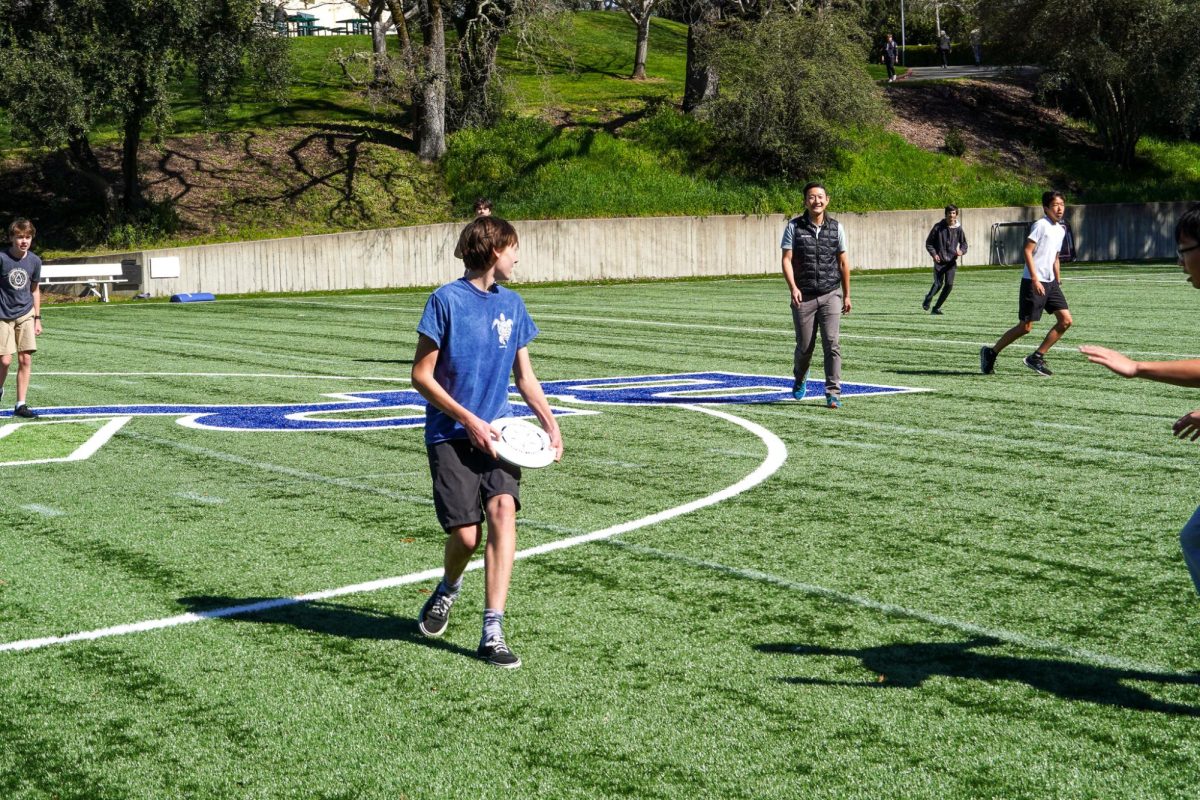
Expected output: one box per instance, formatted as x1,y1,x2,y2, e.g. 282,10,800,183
885,58,896,80
940,50,949,67
924,260,957,309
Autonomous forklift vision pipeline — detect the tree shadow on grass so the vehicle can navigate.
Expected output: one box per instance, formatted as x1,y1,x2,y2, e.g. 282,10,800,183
756,637,1200,717
179,595,476,660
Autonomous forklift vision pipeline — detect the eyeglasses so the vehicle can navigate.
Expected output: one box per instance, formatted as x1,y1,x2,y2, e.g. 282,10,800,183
1180,243,1200,259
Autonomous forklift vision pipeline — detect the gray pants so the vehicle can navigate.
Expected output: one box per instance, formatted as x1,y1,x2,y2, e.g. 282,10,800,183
791,289,842,396
1179,505,1200,597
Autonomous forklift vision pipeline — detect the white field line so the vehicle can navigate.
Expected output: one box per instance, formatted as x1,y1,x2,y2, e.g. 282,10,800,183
606,541,1191,677
0,404,787,653
21,504,64,517
749,407,1196,467
37,372,411,382
0,416,132,467
121,431,436,507
175,492,227,505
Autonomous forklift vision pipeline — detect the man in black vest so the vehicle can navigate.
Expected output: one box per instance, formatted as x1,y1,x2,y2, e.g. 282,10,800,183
882,33,898,82
780,183,853,408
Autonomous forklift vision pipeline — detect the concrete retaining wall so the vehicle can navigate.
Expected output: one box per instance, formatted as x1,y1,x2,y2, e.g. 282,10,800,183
55,201,1196,297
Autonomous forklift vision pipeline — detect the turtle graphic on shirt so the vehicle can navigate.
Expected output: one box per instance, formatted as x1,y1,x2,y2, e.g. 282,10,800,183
492,312,514,348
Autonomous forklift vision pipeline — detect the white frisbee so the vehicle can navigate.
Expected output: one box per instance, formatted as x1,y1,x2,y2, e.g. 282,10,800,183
491,417,555,469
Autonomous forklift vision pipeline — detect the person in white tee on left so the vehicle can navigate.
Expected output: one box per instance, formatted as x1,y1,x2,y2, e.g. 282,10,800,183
979,191,1072,377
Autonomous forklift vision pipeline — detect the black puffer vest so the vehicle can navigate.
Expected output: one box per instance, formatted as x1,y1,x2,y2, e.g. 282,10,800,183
789,214,842,296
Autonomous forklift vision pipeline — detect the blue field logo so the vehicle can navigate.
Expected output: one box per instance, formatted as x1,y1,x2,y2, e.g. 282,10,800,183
0,372,923,434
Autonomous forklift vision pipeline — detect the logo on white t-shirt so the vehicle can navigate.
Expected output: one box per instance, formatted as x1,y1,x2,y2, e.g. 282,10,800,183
7,268,29,291
492,312,514,348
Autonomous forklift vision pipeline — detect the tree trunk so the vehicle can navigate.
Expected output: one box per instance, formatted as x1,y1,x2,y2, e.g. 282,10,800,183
120,107,145,212
631,15,650,79
415,0,447,162
682,22,717,112
386,0,414,64
65,136,118,225
370,8,389,83
457,0,506,128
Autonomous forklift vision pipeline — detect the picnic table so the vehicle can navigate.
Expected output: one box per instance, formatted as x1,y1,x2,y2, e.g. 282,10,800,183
336,17,370,35
286,12,319,36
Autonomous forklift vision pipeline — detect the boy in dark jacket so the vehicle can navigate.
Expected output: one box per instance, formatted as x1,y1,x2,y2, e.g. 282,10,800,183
922,205,968,315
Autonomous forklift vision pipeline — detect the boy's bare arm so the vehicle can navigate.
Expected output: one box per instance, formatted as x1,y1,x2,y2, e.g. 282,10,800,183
512,347,563,460
1080,345,1200,387
32,284,42,335
1024,240,1044,294
411,334,497,457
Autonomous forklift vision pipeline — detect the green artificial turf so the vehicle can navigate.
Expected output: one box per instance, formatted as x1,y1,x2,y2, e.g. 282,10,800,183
2,264,1200,798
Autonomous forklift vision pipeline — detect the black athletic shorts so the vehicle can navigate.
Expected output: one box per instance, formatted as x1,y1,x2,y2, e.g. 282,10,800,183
427,438,521,531
1018,278,1069,322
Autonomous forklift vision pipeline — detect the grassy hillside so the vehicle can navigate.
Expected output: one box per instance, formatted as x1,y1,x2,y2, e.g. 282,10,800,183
1,12,1198,255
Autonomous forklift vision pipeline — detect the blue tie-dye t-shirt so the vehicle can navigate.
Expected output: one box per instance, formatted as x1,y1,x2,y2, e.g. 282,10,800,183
416,277,539,445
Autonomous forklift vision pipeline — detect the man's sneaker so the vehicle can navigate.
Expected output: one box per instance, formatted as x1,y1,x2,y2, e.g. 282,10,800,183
825,394,841,409
792,370,810,401
930,307,944,315
980,346,997,375
477,635,521,669
1023,352,1053,376
13,405,39,419
922,297,931,311
417,588,456,637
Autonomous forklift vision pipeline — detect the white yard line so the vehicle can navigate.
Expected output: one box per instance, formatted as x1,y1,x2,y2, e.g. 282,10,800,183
0,404,786,653
607,541,1191,676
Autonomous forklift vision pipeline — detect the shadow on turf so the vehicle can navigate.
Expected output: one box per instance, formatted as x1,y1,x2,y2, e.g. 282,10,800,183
179,596,477,659
756,637,1200,717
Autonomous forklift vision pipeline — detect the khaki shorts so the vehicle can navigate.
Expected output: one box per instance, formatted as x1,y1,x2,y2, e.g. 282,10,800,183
0,310,37,357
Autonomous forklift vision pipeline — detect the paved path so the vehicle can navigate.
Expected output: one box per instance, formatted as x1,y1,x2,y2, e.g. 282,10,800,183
893,65,1038,82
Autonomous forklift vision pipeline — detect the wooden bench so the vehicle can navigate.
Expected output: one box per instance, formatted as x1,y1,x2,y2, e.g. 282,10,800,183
39,263,125,302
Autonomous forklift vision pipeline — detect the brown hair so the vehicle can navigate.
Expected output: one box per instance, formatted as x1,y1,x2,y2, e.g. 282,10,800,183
8,217,35,238
458,216,518,272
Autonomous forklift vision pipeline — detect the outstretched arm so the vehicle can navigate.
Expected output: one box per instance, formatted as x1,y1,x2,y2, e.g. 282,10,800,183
1079,345,1200,387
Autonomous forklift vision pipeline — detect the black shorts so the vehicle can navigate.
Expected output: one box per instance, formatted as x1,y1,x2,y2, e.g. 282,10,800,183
427,438,521,531
1018,278,1069,322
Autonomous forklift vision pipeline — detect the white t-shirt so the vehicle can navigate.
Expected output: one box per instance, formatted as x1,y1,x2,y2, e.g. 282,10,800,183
1024,217,1066,282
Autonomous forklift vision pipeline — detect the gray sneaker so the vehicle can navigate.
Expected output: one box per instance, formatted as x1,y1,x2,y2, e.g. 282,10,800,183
477,634,522,669
418,588,456,637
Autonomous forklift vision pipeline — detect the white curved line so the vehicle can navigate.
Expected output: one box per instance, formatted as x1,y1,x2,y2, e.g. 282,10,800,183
0,404,786,653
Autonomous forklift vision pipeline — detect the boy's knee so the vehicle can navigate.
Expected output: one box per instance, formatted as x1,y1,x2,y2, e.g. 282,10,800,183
1020,321,1034,335
17,352,33,367
0,354,11,367
487,493,517,519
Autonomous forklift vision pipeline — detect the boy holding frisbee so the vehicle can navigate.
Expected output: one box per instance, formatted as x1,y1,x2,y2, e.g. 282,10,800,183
980,191,1072,376
1080,203,1200,597
0,217,43,418
412,215,563,669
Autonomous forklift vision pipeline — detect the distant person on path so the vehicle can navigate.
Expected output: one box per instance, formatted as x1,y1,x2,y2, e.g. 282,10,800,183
938,31,952,68
980,191,1072,376
0,217,43,419
413,215,563,669
922,205,968,315
970,29,983,66
780,183,852,409
882,33,899,82
1080,203,1200,598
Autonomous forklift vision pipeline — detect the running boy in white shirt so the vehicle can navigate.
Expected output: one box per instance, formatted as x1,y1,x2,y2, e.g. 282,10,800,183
980,191,1072,376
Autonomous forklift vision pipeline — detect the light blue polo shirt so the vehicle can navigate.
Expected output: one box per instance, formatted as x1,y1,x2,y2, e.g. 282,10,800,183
416,277,539,445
